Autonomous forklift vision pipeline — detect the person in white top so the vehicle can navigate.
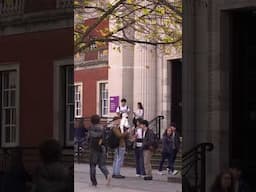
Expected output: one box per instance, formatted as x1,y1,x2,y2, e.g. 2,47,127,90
133,102,144,127
116,98,131,117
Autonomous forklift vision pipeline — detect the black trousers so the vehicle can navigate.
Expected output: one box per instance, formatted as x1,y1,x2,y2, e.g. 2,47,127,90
172,149,178,171
158,152,174,172
89,150,109,186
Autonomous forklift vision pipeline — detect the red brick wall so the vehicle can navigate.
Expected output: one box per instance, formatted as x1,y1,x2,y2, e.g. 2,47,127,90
84,18,109,61
75,67,108,117
0,28,73,146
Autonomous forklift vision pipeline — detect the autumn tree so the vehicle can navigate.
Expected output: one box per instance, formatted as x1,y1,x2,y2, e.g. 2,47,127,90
74,0,182,54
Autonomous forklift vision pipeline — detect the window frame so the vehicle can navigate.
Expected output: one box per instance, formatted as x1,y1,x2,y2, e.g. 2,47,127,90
53,58,74,147
74,82,83,118
0,64,20,147
97,80,108,118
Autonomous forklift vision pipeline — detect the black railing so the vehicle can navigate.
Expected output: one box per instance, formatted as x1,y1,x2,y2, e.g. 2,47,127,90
148,115,164,139
182,142,214,192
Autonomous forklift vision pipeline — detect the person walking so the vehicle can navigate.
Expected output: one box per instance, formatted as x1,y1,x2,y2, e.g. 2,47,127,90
170,123,181,175
112,117,129,179
141,120,155,180
133,102,144,127
131,118,145,177
158,127,175,175
88,115,111,187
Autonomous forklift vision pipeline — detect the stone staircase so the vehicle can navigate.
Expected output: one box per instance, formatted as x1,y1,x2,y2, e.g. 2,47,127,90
75,145,182,171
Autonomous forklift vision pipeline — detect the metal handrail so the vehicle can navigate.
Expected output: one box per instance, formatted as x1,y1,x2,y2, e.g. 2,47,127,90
148,115,164,139
182,142,214,192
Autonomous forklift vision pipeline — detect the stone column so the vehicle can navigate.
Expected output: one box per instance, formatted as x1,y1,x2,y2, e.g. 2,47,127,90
108,42,134,117
133,44,157,121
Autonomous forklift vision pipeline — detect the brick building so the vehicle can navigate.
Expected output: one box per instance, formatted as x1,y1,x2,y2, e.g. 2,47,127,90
0,0,73,149
75,16,182,135
74,18,109,119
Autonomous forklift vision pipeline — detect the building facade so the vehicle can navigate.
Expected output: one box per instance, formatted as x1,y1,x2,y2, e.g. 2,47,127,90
75,20,182,135
0,0,73,147
183,0,256,190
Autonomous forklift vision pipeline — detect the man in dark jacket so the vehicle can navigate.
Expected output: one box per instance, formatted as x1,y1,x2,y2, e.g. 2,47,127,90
88,115,111,186
141,120,155,180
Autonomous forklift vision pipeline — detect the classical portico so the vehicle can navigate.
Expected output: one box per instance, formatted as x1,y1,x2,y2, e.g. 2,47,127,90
183,0,256,190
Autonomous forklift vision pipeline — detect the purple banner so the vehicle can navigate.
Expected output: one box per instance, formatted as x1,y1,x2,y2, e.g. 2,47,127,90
110,96,119,113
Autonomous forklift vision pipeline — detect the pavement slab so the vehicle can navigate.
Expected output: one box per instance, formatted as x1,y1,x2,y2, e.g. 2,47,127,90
75,163,182,192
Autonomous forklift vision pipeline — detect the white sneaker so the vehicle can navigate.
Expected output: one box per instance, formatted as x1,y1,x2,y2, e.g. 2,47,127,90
158,171,164,175
136,174,140,177
172,170,179,175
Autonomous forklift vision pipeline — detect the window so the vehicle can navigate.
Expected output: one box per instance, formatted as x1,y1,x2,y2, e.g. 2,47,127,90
0,69,19,147
99,82,108,117
53,60,74,147
89,42,97,50
75,83,82,118
64,66,74,146
98,49,108,60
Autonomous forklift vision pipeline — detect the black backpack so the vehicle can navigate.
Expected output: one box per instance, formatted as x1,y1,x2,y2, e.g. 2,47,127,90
103,128,120,149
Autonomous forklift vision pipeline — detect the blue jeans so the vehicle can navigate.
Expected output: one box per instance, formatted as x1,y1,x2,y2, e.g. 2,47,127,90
112,147,126,176
135,147,145,175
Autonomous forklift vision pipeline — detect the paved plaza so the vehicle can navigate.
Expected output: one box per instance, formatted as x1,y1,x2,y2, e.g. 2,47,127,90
75,163,182,192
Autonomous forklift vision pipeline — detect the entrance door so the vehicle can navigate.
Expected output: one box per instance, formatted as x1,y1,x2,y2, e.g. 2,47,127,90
230,9,256,190
170,59,182,134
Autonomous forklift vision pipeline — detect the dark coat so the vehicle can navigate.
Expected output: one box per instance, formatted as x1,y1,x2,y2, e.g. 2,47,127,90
172,131,181,152
162,135,174,154
142,128,155,150
88,124,104,151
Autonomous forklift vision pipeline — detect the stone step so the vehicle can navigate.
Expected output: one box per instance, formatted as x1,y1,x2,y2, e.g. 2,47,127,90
75,148,182,170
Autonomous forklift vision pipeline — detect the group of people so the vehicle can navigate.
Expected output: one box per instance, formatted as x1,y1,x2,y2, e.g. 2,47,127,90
86,98,181,187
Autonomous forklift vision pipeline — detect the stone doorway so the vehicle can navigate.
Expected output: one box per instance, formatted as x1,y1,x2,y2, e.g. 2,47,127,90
168,59,182,135
229,8,256,190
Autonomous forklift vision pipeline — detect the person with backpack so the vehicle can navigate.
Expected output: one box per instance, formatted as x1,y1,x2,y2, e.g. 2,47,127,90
88,115,111,187
158,127,175,175
141,120,156,180
111,116,129,179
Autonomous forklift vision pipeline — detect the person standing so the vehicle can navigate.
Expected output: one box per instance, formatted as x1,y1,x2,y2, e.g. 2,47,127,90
133,102,144,127
112,117,129,179
88,115,111,187
158,127,174,175
131,118,145,177
211,170,235,192
170,123,181,175
230,161,251,192
141,120,155,180
31,139,73,192
116,98,131,117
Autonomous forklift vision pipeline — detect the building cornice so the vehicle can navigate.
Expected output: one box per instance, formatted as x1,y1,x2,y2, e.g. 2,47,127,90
75,59,108,70
0,9,73,36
